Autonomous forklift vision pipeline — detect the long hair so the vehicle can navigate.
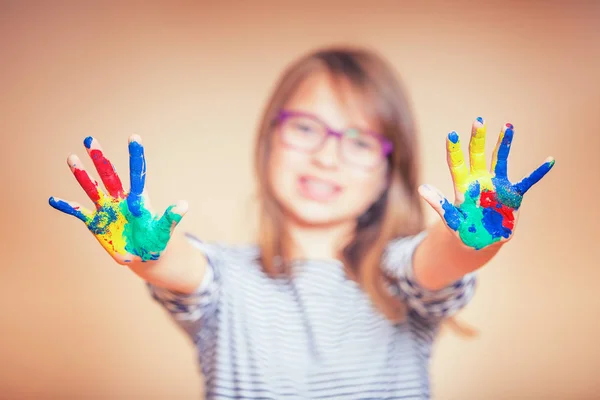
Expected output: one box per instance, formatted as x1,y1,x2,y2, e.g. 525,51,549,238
254,46,425,322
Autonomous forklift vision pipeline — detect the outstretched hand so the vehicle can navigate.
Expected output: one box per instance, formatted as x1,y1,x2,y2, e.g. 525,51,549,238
419,118,554,250
49,135,188,264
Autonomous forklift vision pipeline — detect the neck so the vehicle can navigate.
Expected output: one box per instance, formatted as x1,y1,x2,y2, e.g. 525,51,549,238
286,219,356,261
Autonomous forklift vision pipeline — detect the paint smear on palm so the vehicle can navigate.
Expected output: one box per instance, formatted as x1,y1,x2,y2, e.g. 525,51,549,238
442,181,515,249
79,193,181,261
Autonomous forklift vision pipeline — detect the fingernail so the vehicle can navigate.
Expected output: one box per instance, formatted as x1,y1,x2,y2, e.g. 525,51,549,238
476,117,484,123
448,131,459,143
84,136,93,149
505,123,514,129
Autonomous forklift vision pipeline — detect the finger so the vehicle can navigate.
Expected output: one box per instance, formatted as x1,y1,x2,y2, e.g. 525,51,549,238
67,154,104,206
112,252,143,265
127,134,147,217
514,156,555,195
491,123,514,179
469,117,488,174
48,196,92,223
156,200,189,234
446,131,470,194
418,184,464,231
84,136,126,199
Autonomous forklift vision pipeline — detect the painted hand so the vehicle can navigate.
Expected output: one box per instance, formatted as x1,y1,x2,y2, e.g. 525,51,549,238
49,135,188,264
419,118,555,250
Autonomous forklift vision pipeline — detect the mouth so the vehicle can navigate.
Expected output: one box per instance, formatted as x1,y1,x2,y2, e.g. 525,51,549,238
297,175,343,202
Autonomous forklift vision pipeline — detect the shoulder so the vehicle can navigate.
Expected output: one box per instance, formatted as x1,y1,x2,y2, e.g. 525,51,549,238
384,230,428,262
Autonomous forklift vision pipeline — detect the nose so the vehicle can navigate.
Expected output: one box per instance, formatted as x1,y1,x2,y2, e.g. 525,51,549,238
312,134,340,169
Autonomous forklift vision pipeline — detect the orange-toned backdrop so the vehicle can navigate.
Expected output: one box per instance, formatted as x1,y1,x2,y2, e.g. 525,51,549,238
1,1,599,399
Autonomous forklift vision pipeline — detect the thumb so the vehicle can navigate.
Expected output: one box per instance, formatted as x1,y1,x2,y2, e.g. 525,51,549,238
418,184,464,231
418,184,448,218
157,200,189,235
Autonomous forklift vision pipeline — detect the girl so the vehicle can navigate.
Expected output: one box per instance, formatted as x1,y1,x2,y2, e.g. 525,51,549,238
49,46,554,399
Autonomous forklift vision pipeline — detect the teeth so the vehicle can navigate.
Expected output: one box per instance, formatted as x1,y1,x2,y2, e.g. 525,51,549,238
306,178,335,194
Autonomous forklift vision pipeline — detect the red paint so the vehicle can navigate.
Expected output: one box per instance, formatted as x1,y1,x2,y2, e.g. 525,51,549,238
73,168,101,204
89,149,125,198
480,190,515,230
505,123,513,129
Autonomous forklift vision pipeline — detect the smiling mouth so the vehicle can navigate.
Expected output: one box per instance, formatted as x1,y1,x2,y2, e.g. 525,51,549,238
297,175,343,202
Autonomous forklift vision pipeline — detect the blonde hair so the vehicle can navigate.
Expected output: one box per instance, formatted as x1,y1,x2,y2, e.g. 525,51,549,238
253,46,475,334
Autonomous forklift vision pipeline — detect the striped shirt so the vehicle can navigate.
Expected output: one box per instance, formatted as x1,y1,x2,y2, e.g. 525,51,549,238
148,231,477,399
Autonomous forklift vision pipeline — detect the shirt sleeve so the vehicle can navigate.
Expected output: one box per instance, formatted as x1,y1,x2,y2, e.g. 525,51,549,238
146,233,223,342
382,230,478,322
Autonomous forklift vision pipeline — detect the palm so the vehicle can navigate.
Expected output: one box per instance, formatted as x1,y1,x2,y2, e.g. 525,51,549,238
419,118,555,250
49,135,187,264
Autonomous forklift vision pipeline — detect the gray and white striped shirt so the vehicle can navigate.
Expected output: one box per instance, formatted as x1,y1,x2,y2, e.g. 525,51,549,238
148,231,477,399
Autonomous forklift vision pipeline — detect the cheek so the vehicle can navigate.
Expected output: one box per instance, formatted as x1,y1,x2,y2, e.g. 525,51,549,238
269,145,309,195
341,168,387,210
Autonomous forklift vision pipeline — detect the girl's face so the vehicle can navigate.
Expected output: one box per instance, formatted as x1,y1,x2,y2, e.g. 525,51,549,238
269,73,390,228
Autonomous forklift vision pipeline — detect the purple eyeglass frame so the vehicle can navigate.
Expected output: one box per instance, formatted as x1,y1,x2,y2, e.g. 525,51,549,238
275,109,394,157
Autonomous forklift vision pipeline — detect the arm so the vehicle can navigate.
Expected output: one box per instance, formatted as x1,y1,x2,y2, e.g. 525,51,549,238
49,135,217,339
49,134,208,294
383,230,477,322
128,230,208,294
144,233,223,342
413,220,501,291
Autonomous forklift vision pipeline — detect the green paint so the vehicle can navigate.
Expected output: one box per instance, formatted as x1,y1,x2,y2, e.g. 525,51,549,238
120,200,182,261
455,184,502,250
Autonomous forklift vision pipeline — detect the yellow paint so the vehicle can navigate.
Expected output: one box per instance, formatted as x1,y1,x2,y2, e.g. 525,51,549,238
446,120,497,195
469,124,487,173
85,193,130,257
447,137,470,194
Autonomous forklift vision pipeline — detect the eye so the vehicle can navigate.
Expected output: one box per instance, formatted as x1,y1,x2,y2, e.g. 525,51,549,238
345,129,378,151
288,117,321,135
353,138,375,149
293,122,315,133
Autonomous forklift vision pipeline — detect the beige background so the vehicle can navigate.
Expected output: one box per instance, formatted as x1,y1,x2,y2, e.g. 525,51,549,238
1,0,599,399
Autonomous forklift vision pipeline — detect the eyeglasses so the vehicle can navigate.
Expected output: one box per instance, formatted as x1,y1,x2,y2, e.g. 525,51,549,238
275,109,393,169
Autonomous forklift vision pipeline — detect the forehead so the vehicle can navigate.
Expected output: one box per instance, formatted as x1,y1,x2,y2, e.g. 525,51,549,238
283,72,380,133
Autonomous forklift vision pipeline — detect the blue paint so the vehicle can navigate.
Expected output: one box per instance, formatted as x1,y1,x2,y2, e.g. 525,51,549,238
127,141,146,217
482,208,511,239
515,159,555,195
49,197,87,222
492,177,523,209
468,181,480,198
441,198,463,230
468,224,476,233
494,127,513,178
448,131,459,144
87,205,118,235
84,136,93,149
476,117,484,123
